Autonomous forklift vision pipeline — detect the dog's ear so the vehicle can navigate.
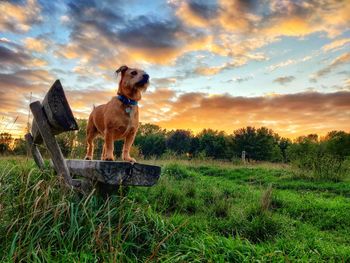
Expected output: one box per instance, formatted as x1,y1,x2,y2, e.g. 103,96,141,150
116,65,128,75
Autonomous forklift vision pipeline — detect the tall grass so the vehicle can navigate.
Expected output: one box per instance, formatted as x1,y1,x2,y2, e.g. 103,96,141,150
0,160,184,262
1,158,350,262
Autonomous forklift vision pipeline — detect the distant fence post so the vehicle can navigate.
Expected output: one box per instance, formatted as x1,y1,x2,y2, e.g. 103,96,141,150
241,151,246,163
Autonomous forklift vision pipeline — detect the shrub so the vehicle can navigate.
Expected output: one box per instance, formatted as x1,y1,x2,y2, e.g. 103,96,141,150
287,142,348,181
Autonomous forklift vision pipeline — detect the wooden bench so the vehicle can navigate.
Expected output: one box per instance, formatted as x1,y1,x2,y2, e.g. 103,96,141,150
25,80,161,193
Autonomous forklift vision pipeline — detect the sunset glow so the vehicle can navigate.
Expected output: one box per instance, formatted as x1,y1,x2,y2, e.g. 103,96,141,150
1,0,350,138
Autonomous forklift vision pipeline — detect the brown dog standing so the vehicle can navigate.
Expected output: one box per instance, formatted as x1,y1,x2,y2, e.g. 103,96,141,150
84,65,149,162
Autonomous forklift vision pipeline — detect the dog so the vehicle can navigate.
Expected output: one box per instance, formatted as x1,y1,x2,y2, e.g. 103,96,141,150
84,65,149,162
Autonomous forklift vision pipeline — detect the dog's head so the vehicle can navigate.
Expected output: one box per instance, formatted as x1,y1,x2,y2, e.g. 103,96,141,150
116,65,149,101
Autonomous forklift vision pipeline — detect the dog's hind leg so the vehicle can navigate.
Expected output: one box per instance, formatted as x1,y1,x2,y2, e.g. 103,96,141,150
85,119,98,160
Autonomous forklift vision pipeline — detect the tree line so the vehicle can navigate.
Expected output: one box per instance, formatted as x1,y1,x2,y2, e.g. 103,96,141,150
1,120,350,165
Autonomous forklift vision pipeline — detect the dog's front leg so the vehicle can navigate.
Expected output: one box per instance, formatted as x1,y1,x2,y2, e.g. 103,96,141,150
103,130,115,161
101,144,106,160
122,129,137,163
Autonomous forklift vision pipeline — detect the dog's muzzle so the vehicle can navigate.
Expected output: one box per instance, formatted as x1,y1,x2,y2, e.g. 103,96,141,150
136,74,149,87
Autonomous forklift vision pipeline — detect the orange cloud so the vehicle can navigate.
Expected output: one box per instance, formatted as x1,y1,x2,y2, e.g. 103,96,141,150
52,0,350,79
24,37,47,52
264,16,313,37
0,0,41,33
3,80,350,139
147,91,350,138
314,52,350,78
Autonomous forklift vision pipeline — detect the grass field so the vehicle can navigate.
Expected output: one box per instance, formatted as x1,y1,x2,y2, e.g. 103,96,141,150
1,157,350,262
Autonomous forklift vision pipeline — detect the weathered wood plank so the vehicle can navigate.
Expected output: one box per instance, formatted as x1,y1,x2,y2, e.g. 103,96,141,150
25,133,45,170
71,179,93,193
32,80,78,144
66,160,161,186
30,101,73,186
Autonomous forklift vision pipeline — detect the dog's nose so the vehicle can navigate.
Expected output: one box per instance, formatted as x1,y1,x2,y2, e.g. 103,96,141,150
143,74,149,81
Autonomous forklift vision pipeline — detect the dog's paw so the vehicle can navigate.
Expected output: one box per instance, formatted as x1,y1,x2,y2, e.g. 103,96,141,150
102,156,114,161
84,156,92,160
123,156,136,163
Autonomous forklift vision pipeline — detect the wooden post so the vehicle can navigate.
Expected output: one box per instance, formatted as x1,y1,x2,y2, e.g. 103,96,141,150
25,133,45,170
31,80,78,144
241,150,246,163
30,101,73,186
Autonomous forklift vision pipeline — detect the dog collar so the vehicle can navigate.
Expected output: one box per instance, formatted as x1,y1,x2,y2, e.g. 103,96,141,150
117,95,138,106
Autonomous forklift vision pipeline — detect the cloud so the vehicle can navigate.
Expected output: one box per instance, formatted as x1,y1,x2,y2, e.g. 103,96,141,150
117,17,181,49
51,84,345,139
154,90,350,137
344,79,350,90
171,0,350,75
175,0,219,27
0,68,55,135
0,0,42,33
51,0,350,82
0,45,32,69
229,75,254,83
188,0,218,20
264,0,350,38
267,55,312,72
194,61,245,76
273,76,296,85
322,38,350,52
23,37,47,52
314,52,350,78
152,78,177,87
0,38,54,130
193,56,265,76
3,0,350,138
0,44,47,71
55,0,215,71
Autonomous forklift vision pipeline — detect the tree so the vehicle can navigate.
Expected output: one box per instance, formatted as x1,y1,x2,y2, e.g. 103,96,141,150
0,133,13,154
137,133,166,158
255,127,276,161
278,137,291,162
137,123,164,136
13,138,27,155
197,129,230,159
135,124,166,158
56,131,76,157
71,119,88,158
166,130,192,155
189,136,200,157
233,126,257,159
323,130,350,159
296,134,318,144
232,126,279,161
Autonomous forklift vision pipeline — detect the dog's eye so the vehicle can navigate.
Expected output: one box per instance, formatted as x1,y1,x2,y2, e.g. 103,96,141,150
131,71,137,76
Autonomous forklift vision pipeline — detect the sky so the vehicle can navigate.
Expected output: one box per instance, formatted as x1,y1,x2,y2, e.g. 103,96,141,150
0,0,350,139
